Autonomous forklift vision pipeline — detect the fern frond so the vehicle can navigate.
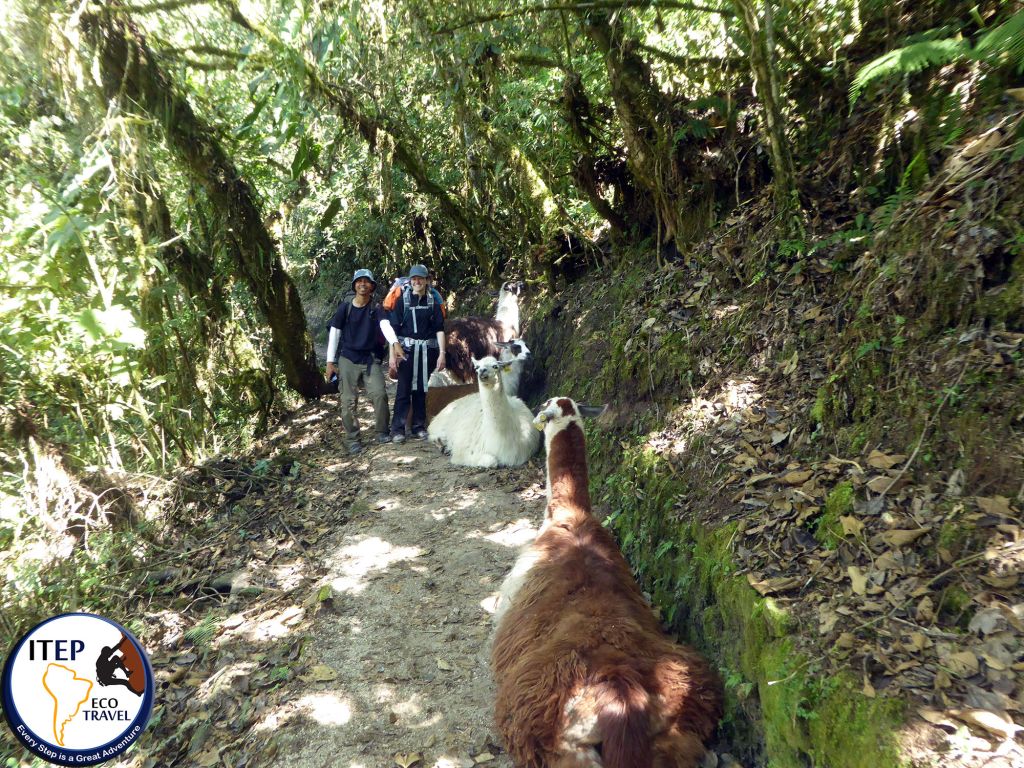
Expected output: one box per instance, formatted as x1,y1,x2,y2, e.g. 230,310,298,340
972,10,1024,73
184,614,219,647
850,38,969,104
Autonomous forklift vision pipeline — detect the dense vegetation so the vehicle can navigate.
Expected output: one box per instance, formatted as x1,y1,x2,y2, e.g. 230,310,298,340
2,0,1022,764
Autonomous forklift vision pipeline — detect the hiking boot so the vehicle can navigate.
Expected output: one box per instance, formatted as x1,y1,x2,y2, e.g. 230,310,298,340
414,429,429,440
392,433,406,444
376,433,392,444
348,441,363,455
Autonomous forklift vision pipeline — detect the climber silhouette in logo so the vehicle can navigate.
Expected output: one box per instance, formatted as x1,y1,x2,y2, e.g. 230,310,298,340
95,634,146,696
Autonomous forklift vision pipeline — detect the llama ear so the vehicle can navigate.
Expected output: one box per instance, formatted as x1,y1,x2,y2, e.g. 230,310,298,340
494,341,511,349
577,404,607,419
472,356,482,368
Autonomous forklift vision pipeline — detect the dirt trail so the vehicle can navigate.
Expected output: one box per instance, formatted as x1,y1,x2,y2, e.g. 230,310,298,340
257,396,543,768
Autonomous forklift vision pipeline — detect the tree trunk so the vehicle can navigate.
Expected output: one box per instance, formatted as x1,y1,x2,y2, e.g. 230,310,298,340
79,10,323,399
580,10,686,246
561,71,631,235
731,0,797,212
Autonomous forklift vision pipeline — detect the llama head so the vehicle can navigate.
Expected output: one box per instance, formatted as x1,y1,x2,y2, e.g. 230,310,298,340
499,280,525,296
533,398,606,433
496,338,531,362
473,355,514,391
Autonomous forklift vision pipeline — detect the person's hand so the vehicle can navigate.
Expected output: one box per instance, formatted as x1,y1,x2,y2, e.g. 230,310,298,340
392,342,406,363
435,351,446,372
325,362,337,378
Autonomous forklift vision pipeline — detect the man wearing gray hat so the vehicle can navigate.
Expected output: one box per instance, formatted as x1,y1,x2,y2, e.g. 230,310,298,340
325,268,393,454
387,264,446,442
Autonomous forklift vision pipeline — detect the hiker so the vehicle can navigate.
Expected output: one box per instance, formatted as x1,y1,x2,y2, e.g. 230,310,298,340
388,264,446,443
325,268,393,454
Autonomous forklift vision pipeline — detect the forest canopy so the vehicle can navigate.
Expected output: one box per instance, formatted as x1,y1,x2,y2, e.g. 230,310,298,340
2,0,1021,602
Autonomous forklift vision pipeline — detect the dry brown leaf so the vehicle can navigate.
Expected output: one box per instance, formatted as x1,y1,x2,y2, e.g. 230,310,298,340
747,573,801,596
848,566,868,596
916,596,935,622
867,450,906,470
919,708,957,728
862,675,876,698
866,475,895,493
783,351,799,376
304,664,338,682
946,650,980,678
835,632,855,649
881,528,929,547
474,753,496,764
782,470,812,485
394,752,423,768
976,496,1013,516
950,708,1024,739
840,515,864,537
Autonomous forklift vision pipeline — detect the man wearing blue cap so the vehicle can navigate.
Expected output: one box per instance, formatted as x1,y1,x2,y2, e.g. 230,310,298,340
387,264,446,442
326,268,393,454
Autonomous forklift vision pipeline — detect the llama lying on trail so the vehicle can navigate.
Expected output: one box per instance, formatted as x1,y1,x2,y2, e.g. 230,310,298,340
426,356,539,468
491,397,723,768
426,339,531,424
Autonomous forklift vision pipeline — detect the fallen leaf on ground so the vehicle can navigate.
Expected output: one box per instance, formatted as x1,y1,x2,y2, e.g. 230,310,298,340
782,470,812,485
848,566,868,596
976,496,1013,516
840,516,864,537
394,752,423,768
867,450,906,470
747,573,802,595
304,665,338,682
951,708,1024,739
881,528,930,547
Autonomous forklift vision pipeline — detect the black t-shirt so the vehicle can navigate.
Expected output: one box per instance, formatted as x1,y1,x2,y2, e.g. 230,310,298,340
329,301,382,365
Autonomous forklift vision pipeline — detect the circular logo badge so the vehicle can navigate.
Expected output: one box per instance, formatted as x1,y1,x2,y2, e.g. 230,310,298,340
2,613,154,766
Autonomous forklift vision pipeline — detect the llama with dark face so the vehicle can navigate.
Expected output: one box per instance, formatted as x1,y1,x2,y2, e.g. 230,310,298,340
492,397,723,768
436,280,527,387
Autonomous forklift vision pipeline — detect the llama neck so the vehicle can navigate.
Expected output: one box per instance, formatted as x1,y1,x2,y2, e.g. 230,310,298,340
545,423,591,518
480,382,511,430
495,291,520,340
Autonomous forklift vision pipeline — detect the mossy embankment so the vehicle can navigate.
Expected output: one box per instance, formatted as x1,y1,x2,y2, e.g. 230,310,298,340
518,159,1022,762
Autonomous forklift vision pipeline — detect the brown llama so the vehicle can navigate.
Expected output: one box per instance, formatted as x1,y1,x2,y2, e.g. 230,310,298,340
491,397,722,768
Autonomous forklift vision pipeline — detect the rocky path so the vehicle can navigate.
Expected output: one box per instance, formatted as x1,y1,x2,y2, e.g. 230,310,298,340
272,424,543,768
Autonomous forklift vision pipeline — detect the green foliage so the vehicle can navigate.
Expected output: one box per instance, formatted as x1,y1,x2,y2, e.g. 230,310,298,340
851,10,1024,104
850,39,969,104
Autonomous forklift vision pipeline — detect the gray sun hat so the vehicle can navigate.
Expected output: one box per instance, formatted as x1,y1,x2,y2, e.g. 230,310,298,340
408,264,429,279
351,268,377,290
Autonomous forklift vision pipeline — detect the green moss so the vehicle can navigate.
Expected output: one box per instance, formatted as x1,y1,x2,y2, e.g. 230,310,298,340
937,520,970,559
594,447,905,766
810,387,827,424
814,481,854,549
936,584,974,628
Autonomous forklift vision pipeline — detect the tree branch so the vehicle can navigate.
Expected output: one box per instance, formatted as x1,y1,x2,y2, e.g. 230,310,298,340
110,0,211,15
434,1,733,35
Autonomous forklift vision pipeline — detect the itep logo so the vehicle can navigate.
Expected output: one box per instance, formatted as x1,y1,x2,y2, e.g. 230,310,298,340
2,613,154,766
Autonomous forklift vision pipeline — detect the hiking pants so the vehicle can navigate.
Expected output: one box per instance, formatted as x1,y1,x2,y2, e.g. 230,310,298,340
391,346,439,435
337,357,389,442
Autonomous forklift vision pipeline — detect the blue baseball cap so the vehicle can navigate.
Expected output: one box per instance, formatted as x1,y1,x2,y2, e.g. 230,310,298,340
408,264,429,278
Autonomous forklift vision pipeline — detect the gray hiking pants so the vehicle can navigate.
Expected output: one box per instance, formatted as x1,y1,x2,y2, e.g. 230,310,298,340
337,357,390,442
